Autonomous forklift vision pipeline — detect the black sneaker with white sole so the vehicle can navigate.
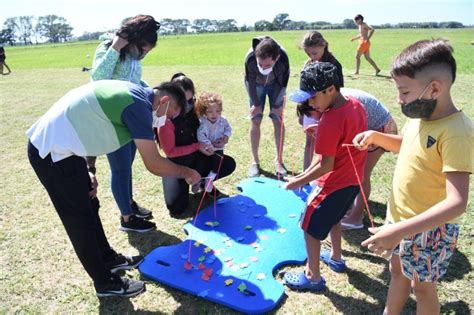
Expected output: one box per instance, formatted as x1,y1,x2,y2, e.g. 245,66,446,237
95,274,145,298
131,200,152,219
119,215,156,232
105,254,144,273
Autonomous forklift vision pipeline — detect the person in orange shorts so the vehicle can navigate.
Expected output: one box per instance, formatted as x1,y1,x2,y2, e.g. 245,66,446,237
351,14,381,75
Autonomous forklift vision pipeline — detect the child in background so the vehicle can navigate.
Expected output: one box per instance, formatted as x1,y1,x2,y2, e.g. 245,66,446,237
283,62,367,291
354,39,472,314
298,31,344,170
195,92,232,192
351,14,381,75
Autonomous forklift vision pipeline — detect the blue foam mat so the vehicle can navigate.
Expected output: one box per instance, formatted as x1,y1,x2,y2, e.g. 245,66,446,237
139,178,312,313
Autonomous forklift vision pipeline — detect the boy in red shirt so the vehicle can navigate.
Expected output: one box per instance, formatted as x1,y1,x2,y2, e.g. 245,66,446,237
284,62,367,291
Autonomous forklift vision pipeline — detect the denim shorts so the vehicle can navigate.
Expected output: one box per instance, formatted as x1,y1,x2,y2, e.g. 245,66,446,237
245,82,285,120
393,223,459,282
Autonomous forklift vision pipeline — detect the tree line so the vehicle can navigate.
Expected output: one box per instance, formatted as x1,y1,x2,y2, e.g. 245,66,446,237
0,13,467,45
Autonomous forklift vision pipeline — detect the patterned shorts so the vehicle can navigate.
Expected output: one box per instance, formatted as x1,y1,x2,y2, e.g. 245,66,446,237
393,224,459,282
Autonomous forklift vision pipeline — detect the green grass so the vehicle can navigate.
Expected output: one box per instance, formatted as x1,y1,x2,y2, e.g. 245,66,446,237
1,29,473,313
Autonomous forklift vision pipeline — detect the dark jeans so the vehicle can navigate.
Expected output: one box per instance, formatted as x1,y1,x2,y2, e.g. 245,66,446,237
209,150,224,173
27,141,115,286
162,151,236,215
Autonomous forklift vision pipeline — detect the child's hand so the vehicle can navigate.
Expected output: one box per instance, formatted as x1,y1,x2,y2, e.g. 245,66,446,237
212,137,228,148
303,124,318,135
198,143,214,156
361,224,404,259
352,130,375,150
284,176,301,191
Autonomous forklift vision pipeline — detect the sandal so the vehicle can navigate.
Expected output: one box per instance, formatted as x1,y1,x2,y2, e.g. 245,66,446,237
283,272,326,292
320,250,346,273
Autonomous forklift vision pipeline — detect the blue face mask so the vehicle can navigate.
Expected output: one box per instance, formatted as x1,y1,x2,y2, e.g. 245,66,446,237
401,84,437,119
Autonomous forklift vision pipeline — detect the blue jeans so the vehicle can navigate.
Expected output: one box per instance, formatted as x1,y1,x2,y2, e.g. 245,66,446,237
106,141,136,217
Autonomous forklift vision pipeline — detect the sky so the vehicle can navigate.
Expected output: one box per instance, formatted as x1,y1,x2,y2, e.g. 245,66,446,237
1,0,473,36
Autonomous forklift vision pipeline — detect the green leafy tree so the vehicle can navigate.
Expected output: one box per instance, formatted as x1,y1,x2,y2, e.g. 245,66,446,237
272,13,290,30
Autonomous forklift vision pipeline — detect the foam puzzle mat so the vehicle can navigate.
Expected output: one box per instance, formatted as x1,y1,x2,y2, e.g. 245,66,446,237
139,177,312,313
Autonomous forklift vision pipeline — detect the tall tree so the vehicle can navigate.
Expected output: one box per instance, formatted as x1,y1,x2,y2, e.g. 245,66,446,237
17,16,34,45
272,13,290,30
36,15,73,43
3,18,18,43
0,28,15,45
254,20,273,31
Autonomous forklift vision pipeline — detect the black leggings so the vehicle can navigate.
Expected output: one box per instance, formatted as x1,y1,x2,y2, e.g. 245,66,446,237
162,151,236,215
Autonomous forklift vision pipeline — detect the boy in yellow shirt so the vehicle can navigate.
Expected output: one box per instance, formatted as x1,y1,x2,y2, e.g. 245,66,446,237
353,39,472,314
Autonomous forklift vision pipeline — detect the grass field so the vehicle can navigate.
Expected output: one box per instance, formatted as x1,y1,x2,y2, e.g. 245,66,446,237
1,29,473,313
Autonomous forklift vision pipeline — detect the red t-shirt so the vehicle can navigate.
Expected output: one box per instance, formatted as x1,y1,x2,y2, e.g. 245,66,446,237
315,96,367,193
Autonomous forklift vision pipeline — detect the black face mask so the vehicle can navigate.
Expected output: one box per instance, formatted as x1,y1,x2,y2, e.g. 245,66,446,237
401,84,437,119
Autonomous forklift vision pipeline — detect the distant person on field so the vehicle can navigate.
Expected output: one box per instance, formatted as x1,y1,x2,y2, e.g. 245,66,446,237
353,39,472,314
298,30,344,170
283,62,367,292
27,80,200,298
351,14,381,75
90,15,160,232
244,36,290,177
195,92,232,192
0,47,11,75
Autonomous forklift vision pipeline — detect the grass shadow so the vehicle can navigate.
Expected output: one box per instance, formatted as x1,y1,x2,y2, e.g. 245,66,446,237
440,300,471,314
168,190,231,220
127,229,182,257
98,297,167,314
441,249,472,282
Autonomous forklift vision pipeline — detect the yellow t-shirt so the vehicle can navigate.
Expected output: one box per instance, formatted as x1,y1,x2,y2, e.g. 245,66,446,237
388,111,473,223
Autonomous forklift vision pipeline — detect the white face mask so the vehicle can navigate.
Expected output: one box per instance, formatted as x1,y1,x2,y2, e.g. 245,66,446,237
257,63,273,76
152,101,169,129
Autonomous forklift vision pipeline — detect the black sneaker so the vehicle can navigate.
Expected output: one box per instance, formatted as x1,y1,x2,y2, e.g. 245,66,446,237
131,200,152,219
96,274,145,298
105,254,144,273
119,215,156,233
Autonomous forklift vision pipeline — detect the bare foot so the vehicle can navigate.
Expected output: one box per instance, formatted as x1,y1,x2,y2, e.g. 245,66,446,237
353,72,359,75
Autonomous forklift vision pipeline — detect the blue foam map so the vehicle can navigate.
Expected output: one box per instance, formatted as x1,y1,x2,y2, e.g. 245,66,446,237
139,177,312,313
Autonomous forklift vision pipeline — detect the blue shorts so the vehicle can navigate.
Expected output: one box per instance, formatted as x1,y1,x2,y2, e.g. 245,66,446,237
245,81,285,121
393,223,459,282
301,185,359,240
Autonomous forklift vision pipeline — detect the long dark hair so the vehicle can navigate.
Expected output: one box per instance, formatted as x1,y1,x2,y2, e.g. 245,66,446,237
108,15,160,61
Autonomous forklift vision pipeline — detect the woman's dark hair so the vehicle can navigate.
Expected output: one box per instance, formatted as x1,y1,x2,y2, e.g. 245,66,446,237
171,72,196,97
296,101,314,118
153,82,186,109
354,14,364,22
112,15,160,61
